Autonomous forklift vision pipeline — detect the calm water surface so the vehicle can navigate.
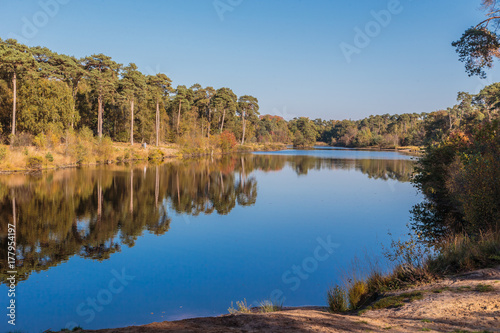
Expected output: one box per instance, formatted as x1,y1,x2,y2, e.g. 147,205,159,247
0,149,420,332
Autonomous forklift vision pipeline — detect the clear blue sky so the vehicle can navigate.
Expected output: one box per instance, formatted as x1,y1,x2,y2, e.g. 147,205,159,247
1,0,498,120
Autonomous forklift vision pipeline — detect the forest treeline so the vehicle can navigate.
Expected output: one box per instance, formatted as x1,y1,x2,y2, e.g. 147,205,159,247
1,38,500,151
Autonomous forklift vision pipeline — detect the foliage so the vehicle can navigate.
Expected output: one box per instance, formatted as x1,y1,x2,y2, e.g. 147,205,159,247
94,136,113,162
220,131,237,152
45,152,54,163
412,119,500,241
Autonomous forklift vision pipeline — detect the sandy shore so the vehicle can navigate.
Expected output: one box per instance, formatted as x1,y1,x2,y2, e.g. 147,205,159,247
83,267,500,333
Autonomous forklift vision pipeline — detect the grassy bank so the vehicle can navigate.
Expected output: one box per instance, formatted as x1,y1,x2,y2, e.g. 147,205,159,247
0,139,288,173
327,230,500,313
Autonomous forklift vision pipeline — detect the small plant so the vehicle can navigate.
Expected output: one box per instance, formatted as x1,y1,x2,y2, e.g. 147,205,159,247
45,152,54,163
22,147,29,156
327,285,348,313
258,299,283,313
421,319,432,323
228,299,251,314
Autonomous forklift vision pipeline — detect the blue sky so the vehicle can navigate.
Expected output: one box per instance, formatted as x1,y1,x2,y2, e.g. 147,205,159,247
1,0,498,120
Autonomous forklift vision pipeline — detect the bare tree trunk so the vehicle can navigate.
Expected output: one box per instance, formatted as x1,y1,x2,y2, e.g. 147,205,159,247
11,72,17,136
156,100,160,146
130,99,134,145
220,109,226,132
98,94,103,138
177,100,182,134
241,111,246,145
208,107,213,137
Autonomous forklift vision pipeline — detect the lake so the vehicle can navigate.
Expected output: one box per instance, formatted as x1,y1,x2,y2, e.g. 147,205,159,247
0,148,421,332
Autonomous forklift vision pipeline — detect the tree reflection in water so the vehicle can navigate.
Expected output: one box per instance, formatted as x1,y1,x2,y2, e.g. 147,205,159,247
0,154,413,284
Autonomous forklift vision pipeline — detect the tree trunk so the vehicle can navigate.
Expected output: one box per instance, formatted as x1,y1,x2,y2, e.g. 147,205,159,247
241,110,246,145
98,94,103,138
177,100,182,134
130,99,134,145
156,100,160,146
208,107,213,137
220,108,226,132
11,71,17,136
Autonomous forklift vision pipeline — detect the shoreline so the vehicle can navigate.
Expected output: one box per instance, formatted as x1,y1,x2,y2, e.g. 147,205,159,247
78,267,500,333
0,142,421,174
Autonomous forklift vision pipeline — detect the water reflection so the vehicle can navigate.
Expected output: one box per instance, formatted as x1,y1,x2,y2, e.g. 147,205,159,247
0,154,413,285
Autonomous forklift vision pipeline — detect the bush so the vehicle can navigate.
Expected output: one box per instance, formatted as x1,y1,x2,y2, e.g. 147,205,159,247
26,156,43,170
0,147,6,161
148,148,165,161
348,281,368,309
45,152,54,163
33,133,48,150
428,230,500,275
10,132,33,148
220,131,237,153
94,137,113,162
327,285,348,313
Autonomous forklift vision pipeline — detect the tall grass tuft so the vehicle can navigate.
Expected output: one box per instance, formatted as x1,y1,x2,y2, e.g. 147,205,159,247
327,285,348,312
428,230,500,275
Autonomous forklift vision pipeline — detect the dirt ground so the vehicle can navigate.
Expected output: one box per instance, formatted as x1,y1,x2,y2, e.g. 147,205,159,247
85,267,500,333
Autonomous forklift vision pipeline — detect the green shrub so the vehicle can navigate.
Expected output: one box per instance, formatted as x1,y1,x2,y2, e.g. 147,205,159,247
327,285,348,313
45,152,54,163
26,156,43,169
